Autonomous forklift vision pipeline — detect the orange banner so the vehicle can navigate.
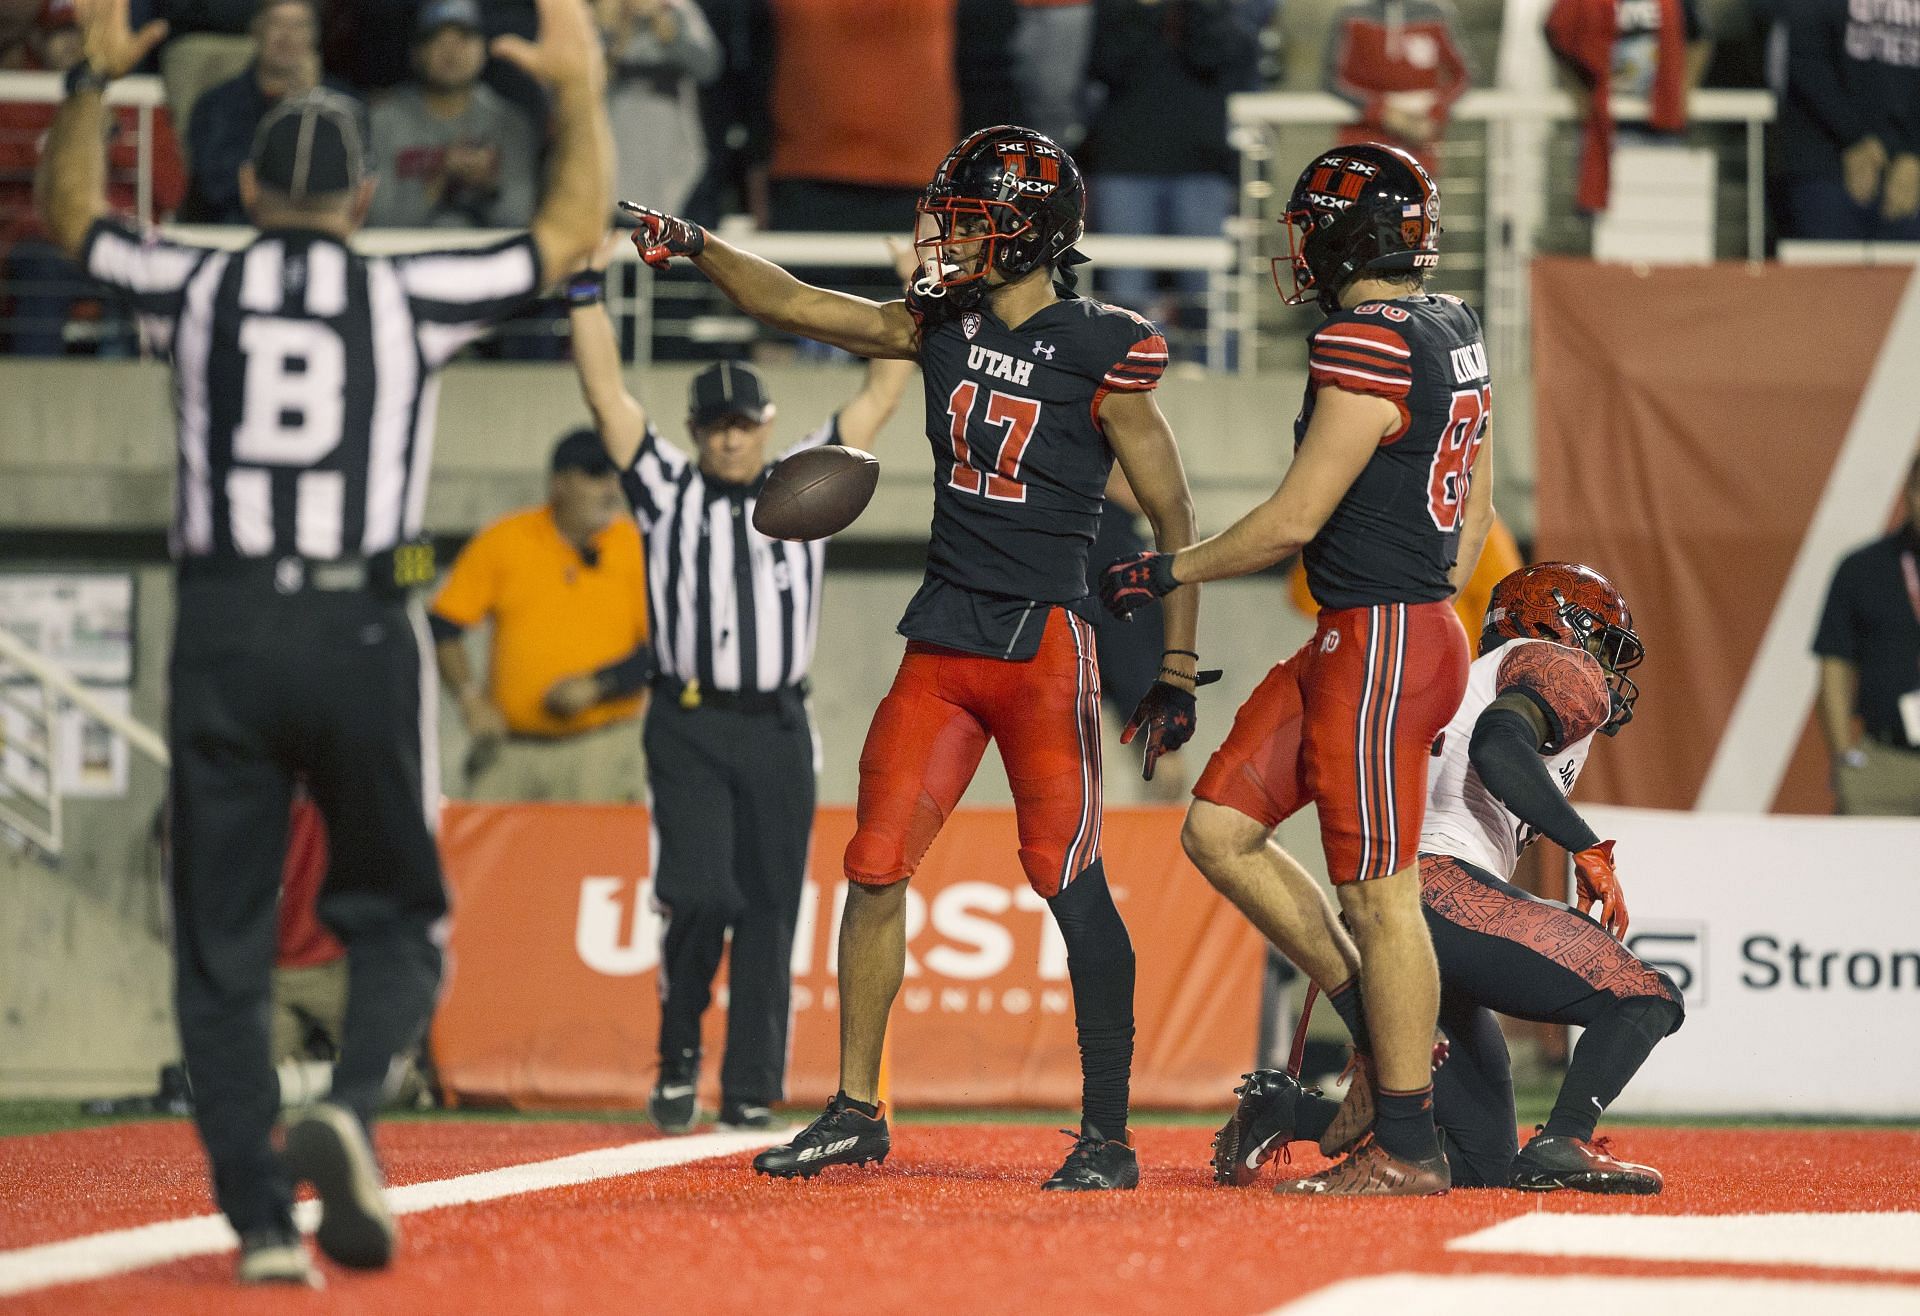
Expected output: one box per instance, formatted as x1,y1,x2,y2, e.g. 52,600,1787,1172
431,804,1266,1110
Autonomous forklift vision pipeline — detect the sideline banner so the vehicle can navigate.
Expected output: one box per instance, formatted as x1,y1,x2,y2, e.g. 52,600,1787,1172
430,803,1266,1110
1590,804,1920,1118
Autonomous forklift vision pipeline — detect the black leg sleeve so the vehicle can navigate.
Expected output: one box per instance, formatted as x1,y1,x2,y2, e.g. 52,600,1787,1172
1047,859,1136,1138
1543,995,1683,1141
1432,993,1519,1188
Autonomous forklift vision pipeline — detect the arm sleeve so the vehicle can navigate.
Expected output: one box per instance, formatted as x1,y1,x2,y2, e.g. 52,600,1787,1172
1468,706,1605,853
1495,640,1613,752
617,423,687,531
1811,557,1861,660
429,527,502,630
81,217,210,357
392,233,544,370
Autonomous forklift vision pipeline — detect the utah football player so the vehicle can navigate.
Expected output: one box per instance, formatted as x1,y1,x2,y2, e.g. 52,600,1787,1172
625,125,1207,1190
1213,563,1683,1194
1102,143,1493,1194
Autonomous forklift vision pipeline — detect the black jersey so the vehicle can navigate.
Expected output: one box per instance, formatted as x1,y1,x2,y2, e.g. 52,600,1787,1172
1296,293,1491,611
901,295,1167,657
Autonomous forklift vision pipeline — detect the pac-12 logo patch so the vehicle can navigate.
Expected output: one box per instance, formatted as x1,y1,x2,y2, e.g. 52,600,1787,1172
962,312,982,340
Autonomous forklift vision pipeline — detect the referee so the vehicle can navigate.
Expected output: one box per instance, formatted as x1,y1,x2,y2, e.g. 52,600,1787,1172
36,0,612,1285
566,245,912,1132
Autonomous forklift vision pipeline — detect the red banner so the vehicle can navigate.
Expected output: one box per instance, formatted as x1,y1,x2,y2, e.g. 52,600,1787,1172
431,803,1266,1110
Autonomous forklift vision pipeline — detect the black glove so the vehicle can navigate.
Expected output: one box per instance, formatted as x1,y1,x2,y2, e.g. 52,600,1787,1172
619,201,707,270
1122,670,1222,781
1099,550,1180,620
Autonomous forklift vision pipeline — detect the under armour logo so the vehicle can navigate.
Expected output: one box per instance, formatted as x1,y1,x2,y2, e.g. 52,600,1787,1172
1032,341,1055,359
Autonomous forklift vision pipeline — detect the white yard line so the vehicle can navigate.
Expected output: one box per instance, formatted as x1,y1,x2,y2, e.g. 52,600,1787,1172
0,1126,786,1298
1270,1273,1920,1315
1447,1210,1920,1274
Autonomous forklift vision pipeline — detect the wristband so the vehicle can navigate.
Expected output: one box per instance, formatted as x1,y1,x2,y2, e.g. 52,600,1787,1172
64,62,113,98
1162,649,1199,660
564,270,606,307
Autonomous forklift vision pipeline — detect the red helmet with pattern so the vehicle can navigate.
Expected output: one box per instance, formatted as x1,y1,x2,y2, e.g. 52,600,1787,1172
1484,563,1644,733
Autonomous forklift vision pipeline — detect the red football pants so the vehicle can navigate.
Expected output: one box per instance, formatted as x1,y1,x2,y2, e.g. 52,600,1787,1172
846,609,1102,898
1195,601,1469,885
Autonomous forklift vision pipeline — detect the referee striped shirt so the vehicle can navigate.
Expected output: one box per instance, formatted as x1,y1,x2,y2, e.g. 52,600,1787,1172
81,218,541,560
620,420,837,694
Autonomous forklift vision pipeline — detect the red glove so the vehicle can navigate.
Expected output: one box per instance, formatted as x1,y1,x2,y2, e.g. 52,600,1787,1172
1572,839,1629,940
619,201,706,270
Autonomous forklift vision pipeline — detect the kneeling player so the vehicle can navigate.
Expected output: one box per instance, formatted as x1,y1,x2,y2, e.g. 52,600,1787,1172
1213,563,1683,1194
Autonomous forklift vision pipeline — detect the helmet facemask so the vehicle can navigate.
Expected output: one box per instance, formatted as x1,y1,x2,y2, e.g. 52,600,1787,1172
1553,589,1645,735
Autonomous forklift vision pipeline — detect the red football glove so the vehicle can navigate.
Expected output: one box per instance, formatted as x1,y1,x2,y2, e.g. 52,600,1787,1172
1572,839,1629,940
619,201,706,270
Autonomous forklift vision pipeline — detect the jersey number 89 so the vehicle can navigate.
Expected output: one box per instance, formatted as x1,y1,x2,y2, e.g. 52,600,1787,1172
1427,383,1490,532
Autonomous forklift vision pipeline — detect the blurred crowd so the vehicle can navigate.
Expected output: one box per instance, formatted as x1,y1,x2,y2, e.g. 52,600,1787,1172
2,0,1918,356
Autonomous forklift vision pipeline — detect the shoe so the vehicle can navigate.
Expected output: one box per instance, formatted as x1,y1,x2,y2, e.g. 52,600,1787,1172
236,1227,319,1287
752,1093,890,1179
282,1102,396,1269
1211,1070,1304,1187
1273,1137,1450,1197
1042,1126,1140,1192
648,1048,699,1135
718,1102,780,1131
1319,1051,1375,1157
1510,1132,1663,1194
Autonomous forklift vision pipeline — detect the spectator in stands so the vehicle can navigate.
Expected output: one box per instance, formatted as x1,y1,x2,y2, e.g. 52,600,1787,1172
431,430,652,804
1081,0,1265,356
1766,0,1920,241
1323,0,1471,173
180,0,351,223
1813,452,1920,816
366,0,540,229
600,0,721,220
1010,0,1093,147
1,0,185,354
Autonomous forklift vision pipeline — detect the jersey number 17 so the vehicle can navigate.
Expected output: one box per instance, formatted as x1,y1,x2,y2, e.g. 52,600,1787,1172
946,380,1042,503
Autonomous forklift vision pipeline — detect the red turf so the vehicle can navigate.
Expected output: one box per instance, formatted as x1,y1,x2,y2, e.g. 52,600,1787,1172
4,1122,1917,1315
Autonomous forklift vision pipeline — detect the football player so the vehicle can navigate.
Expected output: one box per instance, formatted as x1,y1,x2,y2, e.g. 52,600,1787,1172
1101,143,1493,1195
625,125,1208,1190
1212,563,1683,1194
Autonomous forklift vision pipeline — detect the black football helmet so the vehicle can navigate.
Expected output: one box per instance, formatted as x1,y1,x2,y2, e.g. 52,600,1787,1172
1279,143,1441,314
912,125,1086,308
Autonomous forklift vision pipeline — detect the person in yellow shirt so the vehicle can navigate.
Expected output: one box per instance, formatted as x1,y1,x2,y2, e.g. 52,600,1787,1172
430,430,652,801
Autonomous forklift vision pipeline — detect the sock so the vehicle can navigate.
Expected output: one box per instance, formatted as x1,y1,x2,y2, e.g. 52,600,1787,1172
1295,1087,1343,1144
1047,860,1136,1139
1543,995,1681,1141
1327,977,1372,1056
835,1090,880,1119
1372,1084,1441,1163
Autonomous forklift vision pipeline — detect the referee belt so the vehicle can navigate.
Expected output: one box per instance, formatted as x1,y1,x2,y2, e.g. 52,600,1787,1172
650,675,809,714
178,542,436,597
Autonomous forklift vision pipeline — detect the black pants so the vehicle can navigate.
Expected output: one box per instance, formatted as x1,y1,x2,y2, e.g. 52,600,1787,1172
169,575,447,1236
643,691,816,1106
1421,854,1683,1188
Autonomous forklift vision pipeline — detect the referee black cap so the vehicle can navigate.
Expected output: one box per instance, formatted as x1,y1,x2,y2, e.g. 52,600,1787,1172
250,90,365,201
689,361,773,428
551,428,618,478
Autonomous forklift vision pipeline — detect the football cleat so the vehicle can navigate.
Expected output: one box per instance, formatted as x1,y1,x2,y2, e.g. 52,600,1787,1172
1319,1051,1375,1157
648,1048,699,1136
1211,1070,1304,1187
1273,1137,1450,1197
1042,1126,1140,1192
1510,1133,1664,1194
752,1093,890,1179
717,1102,780,1132
236,1227,319,1287
282,1103,396,1269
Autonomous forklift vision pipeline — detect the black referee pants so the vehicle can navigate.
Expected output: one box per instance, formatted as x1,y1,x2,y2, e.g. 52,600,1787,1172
169,575,448,1236
643,691,815,1107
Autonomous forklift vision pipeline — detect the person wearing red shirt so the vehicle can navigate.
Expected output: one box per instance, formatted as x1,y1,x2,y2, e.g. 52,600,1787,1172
1323,0,1471,175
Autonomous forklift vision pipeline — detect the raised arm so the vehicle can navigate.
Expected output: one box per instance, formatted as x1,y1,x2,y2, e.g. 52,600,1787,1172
835,356,917,451
625,206,922,360
35,0,170,257
565,237,649,469
492,0,614,285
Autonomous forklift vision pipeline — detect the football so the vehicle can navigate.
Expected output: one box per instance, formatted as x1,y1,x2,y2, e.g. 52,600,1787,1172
752,445,880,541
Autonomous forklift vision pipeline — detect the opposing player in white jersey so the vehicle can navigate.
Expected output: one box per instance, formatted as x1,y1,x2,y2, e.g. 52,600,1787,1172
1212,563,1684,1195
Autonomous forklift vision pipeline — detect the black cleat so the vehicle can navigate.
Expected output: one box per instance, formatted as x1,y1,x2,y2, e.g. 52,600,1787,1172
648,1048,699,1135
718,1102,781,1131
1042,1126,1140,1192
1211,1070,1305,1187
282,1103,396,1270
1510,1133,1663,1194
751,1093,890,1179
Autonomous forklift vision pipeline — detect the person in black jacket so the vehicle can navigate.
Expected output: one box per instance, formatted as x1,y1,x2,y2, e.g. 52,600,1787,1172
1766,0,1920,241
